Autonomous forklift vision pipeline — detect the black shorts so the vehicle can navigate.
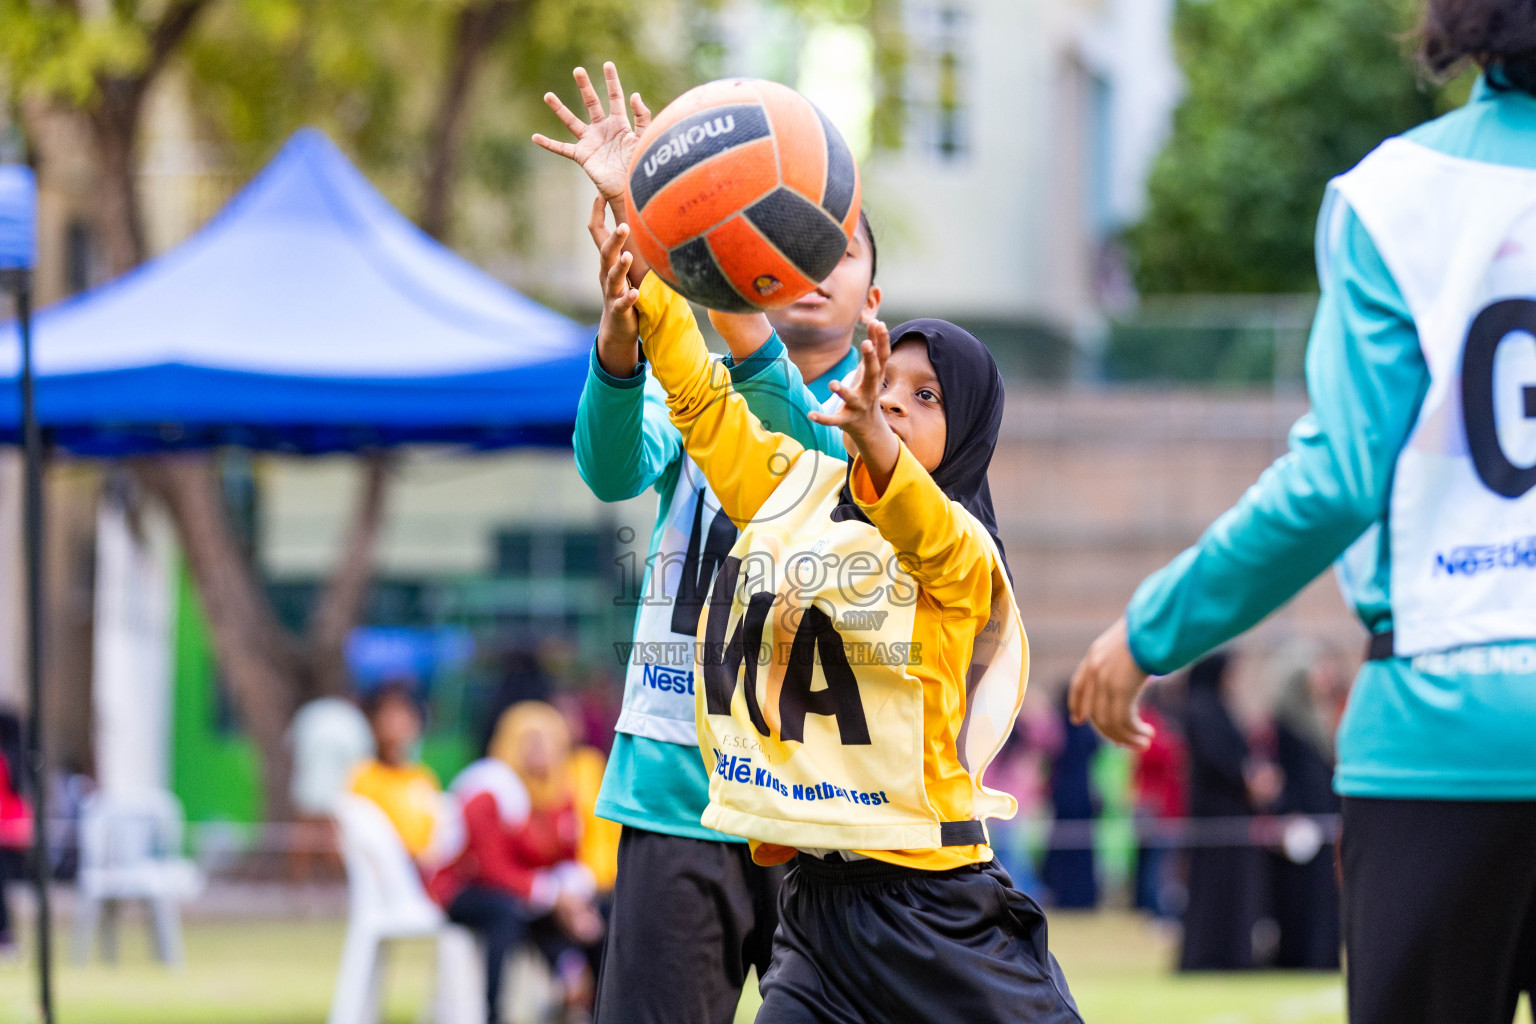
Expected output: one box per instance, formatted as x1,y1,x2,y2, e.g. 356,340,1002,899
593,826,783,1024
1342,797,1536,1024
757,854,1083,1024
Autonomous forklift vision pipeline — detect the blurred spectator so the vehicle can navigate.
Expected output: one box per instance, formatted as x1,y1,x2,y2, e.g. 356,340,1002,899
1132,695,1187,919
1042,692,1101,909
349,681,442,861
287,697,373,880
0,713,21,802
1180,651,1267,971
559,666,622,758
0,712,31,955
569,738,619,982
47,765,91,882
429,702,603,1024
1267,643,1346,970
478,649,554,758
984,715,1047,899
567,735,620,901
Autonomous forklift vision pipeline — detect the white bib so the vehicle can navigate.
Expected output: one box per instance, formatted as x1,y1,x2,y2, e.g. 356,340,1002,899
1331,139,1536,655
614,456,740,745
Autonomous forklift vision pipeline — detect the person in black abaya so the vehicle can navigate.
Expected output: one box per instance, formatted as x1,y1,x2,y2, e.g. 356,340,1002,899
1042,693,1100,909
478,648,554,757
1268,645,1344,970
1179,651,1264,970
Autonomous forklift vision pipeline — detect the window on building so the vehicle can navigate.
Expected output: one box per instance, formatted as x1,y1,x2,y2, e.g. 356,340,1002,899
494,528,607,577
906,3,972,162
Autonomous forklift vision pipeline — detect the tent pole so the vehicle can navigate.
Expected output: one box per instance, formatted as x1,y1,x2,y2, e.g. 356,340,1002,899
14,271,51,1024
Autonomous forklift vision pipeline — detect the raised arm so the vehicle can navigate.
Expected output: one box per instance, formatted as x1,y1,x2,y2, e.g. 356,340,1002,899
633,274,805,526
811,319,995,616
848,447,996,618
592,212,805,526
1069,202,1429,750
572,352,681,502
726,337,846,458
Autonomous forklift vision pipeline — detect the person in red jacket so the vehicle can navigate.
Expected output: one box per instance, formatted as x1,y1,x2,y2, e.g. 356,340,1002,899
1131,701,1187,918
428,702,603,1023
0,725,32,954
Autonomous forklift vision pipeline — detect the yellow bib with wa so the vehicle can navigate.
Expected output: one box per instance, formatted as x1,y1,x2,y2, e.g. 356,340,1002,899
694,451,1029,852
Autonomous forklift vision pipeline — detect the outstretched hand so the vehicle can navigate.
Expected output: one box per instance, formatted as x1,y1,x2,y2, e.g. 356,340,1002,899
532,62,652,204
590,196,641,378
1068,617,1154,751
810,320,900,493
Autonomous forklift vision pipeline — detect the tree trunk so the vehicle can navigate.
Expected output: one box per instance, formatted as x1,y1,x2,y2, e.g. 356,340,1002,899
87,0,215,274
304,453,392,700
89,84,148,278
419,0,522,240
133,455,306,820
66,0,397,825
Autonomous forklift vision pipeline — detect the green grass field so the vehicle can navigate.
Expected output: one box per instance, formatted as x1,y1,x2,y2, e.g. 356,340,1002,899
0,911,1528,1024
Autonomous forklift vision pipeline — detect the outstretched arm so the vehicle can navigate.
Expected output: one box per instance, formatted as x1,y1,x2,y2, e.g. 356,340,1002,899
592,210,805,526
1068,204,1428,750
714,311,846,457
572,359,680,503
820,322,995,616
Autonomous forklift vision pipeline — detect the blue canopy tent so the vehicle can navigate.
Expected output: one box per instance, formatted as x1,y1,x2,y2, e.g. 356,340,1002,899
0,127,593,455
0,130,595,1020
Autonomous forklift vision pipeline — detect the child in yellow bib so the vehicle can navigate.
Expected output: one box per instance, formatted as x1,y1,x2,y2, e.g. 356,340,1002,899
593,217,1082,1024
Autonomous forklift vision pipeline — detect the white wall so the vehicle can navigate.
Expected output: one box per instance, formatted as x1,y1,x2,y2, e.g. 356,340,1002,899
510,0,1178,338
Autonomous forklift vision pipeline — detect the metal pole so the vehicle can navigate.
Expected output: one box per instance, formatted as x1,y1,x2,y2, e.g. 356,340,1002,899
16,273,52,1024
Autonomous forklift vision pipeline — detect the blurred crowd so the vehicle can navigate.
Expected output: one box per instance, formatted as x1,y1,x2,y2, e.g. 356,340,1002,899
987,640,1352,972
0,637,1352,985
289,649,624,1022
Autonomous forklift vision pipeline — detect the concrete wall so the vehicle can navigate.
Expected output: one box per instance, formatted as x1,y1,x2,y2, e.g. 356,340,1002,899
993,389,1362,697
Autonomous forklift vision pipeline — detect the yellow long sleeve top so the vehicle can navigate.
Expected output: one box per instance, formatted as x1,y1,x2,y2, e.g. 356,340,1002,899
349,759,443,859
635,273,1025,871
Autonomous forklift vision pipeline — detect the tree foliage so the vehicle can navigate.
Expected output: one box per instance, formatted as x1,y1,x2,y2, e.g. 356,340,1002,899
0,0,697,819
185,0,690,243
1129,0,1454,294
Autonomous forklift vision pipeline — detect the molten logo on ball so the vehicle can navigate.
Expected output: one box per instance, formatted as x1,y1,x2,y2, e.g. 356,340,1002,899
642,115,739,178
624,78,861,312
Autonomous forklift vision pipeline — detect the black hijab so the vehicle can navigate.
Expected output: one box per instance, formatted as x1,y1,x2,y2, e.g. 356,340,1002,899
831,318,1010,577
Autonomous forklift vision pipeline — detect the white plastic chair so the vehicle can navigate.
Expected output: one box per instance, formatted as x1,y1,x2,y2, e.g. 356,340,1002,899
328,794,482,1024
71,788,204,967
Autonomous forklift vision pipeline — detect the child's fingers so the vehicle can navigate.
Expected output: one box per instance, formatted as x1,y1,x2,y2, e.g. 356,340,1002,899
867,319,891,360
604,251,631,296
857,339,881,396
572,66,605,122
1067,660,1091,724
603,62,627,120
543,93,586,137
631,93,651,132
615,251,634,291
599,222,630,269
613,286,640,314
828,378,857,403
530,133,578,160
587,195,610,247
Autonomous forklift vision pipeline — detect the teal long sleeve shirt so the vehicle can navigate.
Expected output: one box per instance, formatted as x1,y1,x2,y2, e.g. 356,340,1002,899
1125,78,1536,799
576,330,858,840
